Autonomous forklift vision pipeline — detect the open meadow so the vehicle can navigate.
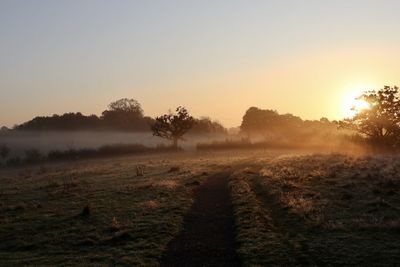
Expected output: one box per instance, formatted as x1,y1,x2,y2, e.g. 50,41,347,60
230,153,400,266
1,150,399,266
0,151,247,266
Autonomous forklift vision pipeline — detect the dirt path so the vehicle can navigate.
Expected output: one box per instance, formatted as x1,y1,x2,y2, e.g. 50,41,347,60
160,171,241,267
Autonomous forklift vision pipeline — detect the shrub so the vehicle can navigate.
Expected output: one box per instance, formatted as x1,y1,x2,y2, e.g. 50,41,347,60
47,143,180,162
24,149,43,164
6,157,21,167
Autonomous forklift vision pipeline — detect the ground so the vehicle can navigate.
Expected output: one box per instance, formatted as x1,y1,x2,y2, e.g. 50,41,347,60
0,150,399,266
230,153,400,266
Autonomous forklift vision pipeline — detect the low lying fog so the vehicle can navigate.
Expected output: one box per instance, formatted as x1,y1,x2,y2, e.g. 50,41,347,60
0,131,228,157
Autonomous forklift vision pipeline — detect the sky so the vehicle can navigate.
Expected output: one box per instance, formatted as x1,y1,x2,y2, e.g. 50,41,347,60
1,0,400,128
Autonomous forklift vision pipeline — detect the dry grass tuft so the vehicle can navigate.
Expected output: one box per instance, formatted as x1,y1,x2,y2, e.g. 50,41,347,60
168,166,180,173
137,200,160,210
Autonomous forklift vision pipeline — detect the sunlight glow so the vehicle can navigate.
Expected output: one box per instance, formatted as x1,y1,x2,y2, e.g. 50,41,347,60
341,87,371,118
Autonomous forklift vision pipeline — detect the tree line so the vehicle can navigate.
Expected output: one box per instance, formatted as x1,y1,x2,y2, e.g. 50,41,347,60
14,98,227,135
6,85,400,152
240,106,338,143
239,85,400,152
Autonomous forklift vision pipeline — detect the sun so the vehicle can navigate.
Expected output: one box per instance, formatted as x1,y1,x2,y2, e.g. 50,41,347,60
353,98,370,111
341,90,371,118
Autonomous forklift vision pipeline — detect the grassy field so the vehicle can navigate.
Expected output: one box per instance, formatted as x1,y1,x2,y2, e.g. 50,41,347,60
230,153,400,266
1,150,399,266
0,152,246,266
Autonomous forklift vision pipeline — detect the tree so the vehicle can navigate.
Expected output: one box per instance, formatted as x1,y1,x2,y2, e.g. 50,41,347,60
339,86,400,151
190,117,227,134
240,107,304,137
16,113,101,131
101,98,146,130
151,106,195,148
107,98,143,114
15,98,153,132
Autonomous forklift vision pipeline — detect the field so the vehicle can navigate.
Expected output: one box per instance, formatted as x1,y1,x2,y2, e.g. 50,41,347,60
1,150,399,266
230,153,400,266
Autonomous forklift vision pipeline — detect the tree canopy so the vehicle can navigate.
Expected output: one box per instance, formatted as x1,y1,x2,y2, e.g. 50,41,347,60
340,86,400,151
239,107,339,146
101,98,150,131
151,106,195,148
15,99,226,134
15,98,153,132
190,117,227,134
240,107,331,135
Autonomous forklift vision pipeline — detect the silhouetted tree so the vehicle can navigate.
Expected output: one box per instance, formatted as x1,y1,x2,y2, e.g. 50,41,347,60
14,99,221,134
190,117,227,134
101,98,149,131
151,106,195,148
340,86,400,151
240,107,304,136
16,113,101,131
240,107,279,134
239,106,338,147
15,98,155,132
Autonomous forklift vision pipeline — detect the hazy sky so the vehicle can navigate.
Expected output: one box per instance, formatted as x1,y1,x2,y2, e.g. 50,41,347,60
1,0,400,128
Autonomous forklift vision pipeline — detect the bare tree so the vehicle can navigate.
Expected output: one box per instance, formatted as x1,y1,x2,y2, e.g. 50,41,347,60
151,106,195,148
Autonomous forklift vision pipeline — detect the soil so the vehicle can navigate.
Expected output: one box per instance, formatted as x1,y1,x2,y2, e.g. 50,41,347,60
161,171,241,267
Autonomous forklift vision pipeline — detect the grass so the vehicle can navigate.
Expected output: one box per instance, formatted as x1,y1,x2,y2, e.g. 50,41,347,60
0,152,238,266
2,150,400,266
230,153,400,266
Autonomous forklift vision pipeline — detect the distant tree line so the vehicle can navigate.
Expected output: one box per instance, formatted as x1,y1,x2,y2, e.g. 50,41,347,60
237,107,345,150
240,106,337,140
240,86,400,152
6,85,400,154
14,98,227,134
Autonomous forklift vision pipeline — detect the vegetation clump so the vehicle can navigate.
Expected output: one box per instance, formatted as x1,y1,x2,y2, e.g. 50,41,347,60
340,86,400,152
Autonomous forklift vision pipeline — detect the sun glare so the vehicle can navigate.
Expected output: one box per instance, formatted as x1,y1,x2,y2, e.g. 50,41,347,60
341,88,371,118
353,98,370,111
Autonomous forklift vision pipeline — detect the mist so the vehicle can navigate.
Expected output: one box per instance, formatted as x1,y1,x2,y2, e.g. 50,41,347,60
0,131,229,157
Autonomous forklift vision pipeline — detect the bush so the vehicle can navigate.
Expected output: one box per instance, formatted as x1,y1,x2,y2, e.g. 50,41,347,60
48,149,96,161
97,144,149,155
47,143,180,162
24,149,43,164
6,157,21,167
